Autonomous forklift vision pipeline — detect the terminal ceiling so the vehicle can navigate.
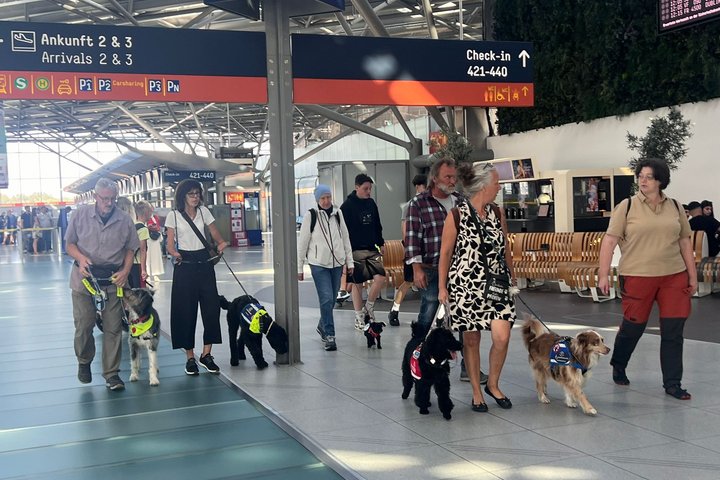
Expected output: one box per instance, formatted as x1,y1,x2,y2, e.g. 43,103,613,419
1,0,487,180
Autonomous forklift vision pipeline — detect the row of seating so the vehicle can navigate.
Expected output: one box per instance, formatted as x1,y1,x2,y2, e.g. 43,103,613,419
383,230,717,302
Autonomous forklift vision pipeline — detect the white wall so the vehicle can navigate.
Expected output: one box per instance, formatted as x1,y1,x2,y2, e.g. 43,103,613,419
487,99,720,204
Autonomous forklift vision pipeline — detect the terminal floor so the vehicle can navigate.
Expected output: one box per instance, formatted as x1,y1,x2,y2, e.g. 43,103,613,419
3,240,720,480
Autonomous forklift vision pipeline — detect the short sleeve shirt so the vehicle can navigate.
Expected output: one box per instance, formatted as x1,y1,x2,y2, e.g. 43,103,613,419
164,206,215,251
606,192,691,276
134,224,150,264
65,205,140,292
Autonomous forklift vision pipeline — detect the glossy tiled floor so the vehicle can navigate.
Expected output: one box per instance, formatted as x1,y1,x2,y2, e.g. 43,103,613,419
3,237,720,479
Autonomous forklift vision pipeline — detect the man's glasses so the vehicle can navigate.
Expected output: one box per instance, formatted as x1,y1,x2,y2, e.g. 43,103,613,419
96,194,117,203
186,191,201,197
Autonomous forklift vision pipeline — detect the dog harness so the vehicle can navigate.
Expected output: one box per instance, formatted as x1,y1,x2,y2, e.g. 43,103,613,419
129,313,155,337
410,344,423,380
549,337,586,373
241,301,268,334
82,276,123,314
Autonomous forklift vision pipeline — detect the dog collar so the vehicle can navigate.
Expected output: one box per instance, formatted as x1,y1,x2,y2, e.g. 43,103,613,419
130,313,154,337
549,337,585,371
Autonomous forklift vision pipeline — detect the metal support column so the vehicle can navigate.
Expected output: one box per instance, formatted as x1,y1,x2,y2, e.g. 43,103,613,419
264,0,300,365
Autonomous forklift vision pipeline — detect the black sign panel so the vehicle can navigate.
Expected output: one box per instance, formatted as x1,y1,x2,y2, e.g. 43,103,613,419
0,20,265,76
292,34,534,107
659,0,720,32
164,170,216,182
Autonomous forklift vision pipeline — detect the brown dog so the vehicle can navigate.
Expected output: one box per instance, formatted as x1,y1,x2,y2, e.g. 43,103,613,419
522,317,610,415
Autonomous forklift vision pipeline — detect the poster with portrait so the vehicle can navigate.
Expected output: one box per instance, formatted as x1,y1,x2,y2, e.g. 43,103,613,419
512,159,534,179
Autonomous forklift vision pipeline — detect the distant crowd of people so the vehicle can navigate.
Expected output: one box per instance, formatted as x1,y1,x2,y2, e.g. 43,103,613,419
682,200,719,257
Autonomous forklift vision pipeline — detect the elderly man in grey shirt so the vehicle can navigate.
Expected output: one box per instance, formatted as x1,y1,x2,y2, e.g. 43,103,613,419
66,178,139,391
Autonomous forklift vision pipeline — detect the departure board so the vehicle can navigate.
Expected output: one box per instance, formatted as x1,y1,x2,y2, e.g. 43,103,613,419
659,0,720,32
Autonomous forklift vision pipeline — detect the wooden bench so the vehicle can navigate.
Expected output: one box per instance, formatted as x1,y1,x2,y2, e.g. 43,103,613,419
556,232,617,302
382,240,406,289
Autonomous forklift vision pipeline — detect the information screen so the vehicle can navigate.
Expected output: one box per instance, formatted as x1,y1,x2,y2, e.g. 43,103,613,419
658,0,720,32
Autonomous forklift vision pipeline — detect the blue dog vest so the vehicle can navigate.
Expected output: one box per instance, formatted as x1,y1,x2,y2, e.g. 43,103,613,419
549,337,585,371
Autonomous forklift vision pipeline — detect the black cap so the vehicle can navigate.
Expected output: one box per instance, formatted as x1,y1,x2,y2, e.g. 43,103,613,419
687,201,702,210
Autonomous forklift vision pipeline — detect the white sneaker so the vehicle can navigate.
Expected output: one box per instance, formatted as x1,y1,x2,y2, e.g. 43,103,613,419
364,304,376,323
355,309,366,330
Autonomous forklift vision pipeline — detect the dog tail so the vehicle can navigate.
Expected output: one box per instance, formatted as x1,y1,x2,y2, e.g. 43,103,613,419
218,295,230,311
521,315,547,350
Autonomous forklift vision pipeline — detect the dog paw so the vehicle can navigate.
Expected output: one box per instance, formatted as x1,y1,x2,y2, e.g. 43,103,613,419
377,345,382,349
565,401,578,409
443,412,452,420
230,359,239,366
149,378,160,386
402,392,410,399
584,407,598,416
419,409,429,415
539,394,550,404
256,361,269,370
129,373,139,382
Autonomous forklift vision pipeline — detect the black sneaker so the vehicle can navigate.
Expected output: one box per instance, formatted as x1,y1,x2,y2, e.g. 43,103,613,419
316,322,327,342
324,336,337,351
185,358,200,376
388,310,400,326
199,353,220,374
78,363,92,384
105,375,125,391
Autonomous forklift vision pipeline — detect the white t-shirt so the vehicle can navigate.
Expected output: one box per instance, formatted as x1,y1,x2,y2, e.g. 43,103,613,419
165,206,215,251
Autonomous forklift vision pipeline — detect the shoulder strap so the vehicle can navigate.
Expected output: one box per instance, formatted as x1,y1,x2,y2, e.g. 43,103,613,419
451,207,460,231
672,198,680,212
625,197,632,219
135,222,144,231
310,208,317,233
310,208,341,234
180,210,214,253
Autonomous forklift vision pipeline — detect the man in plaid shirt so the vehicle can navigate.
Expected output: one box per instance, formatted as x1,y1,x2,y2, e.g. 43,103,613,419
404,158,461,331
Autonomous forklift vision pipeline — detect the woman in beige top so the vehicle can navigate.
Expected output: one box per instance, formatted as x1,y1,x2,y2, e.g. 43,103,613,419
598,158,697,400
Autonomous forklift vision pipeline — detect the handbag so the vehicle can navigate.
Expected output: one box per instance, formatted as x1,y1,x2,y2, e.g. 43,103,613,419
466,203,512,304
179,209,223,265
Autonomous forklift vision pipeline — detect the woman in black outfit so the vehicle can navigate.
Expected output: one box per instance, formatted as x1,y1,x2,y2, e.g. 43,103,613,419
166,180,228,375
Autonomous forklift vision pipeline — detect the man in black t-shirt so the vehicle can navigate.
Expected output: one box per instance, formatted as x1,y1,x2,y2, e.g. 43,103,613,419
340,173,386,329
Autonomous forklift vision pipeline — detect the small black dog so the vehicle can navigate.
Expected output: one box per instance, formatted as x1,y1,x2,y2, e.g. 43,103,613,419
401,322,463,420
124,288,161,386
219,295,289,369
363,321,386,349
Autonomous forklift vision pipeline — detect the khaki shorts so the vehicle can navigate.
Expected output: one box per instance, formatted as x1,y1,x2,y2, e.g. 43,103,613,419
348,249,385,283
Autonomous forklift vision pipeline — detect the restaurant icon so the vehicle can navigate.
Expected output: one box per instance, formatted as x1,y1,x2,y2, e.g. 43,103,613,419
11,30,36,52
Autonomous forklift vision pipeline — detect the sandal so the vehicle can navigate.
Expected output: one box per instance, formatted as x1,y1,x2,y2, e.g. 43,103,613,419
665,385,691,400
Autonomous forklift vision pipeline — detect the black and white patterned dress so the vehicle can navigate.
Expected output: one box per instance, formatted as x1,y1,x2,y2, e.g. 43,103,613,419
448,201,516,332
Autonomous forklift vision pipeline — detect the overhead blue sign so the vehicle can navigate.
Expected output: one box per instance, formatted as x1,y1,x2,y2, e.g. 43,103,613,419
292,34,534,107
164,170,216,182
0,20,265,76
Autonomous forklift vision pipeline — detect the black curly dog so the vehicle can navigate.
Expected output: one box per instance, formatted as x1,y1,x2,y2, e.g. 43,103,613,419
364,321,386,349
219,295,289,370
401,322,463,420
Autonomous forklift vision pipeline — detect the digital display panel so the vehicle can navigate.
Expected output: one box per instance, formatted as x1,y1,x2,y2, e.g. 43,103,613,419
659,0,720,32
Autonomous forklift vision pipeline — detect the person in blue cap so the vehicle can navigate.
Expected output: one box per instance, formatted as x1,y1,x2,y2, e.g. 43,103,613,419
298,184,354,351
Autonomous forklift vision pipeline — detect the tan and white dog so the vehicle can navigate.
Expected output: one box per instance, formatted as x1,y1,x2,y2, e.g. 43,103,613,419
522,317,610,415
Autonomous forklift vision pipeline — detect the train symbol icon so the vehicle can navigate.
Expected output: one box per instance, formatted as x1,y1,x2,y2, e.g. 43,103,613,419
11,31,36,52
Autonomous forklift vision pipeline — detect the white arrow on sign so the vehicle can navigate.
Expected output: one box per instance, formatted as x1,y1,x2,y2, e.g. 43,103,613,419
519,50,530,68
